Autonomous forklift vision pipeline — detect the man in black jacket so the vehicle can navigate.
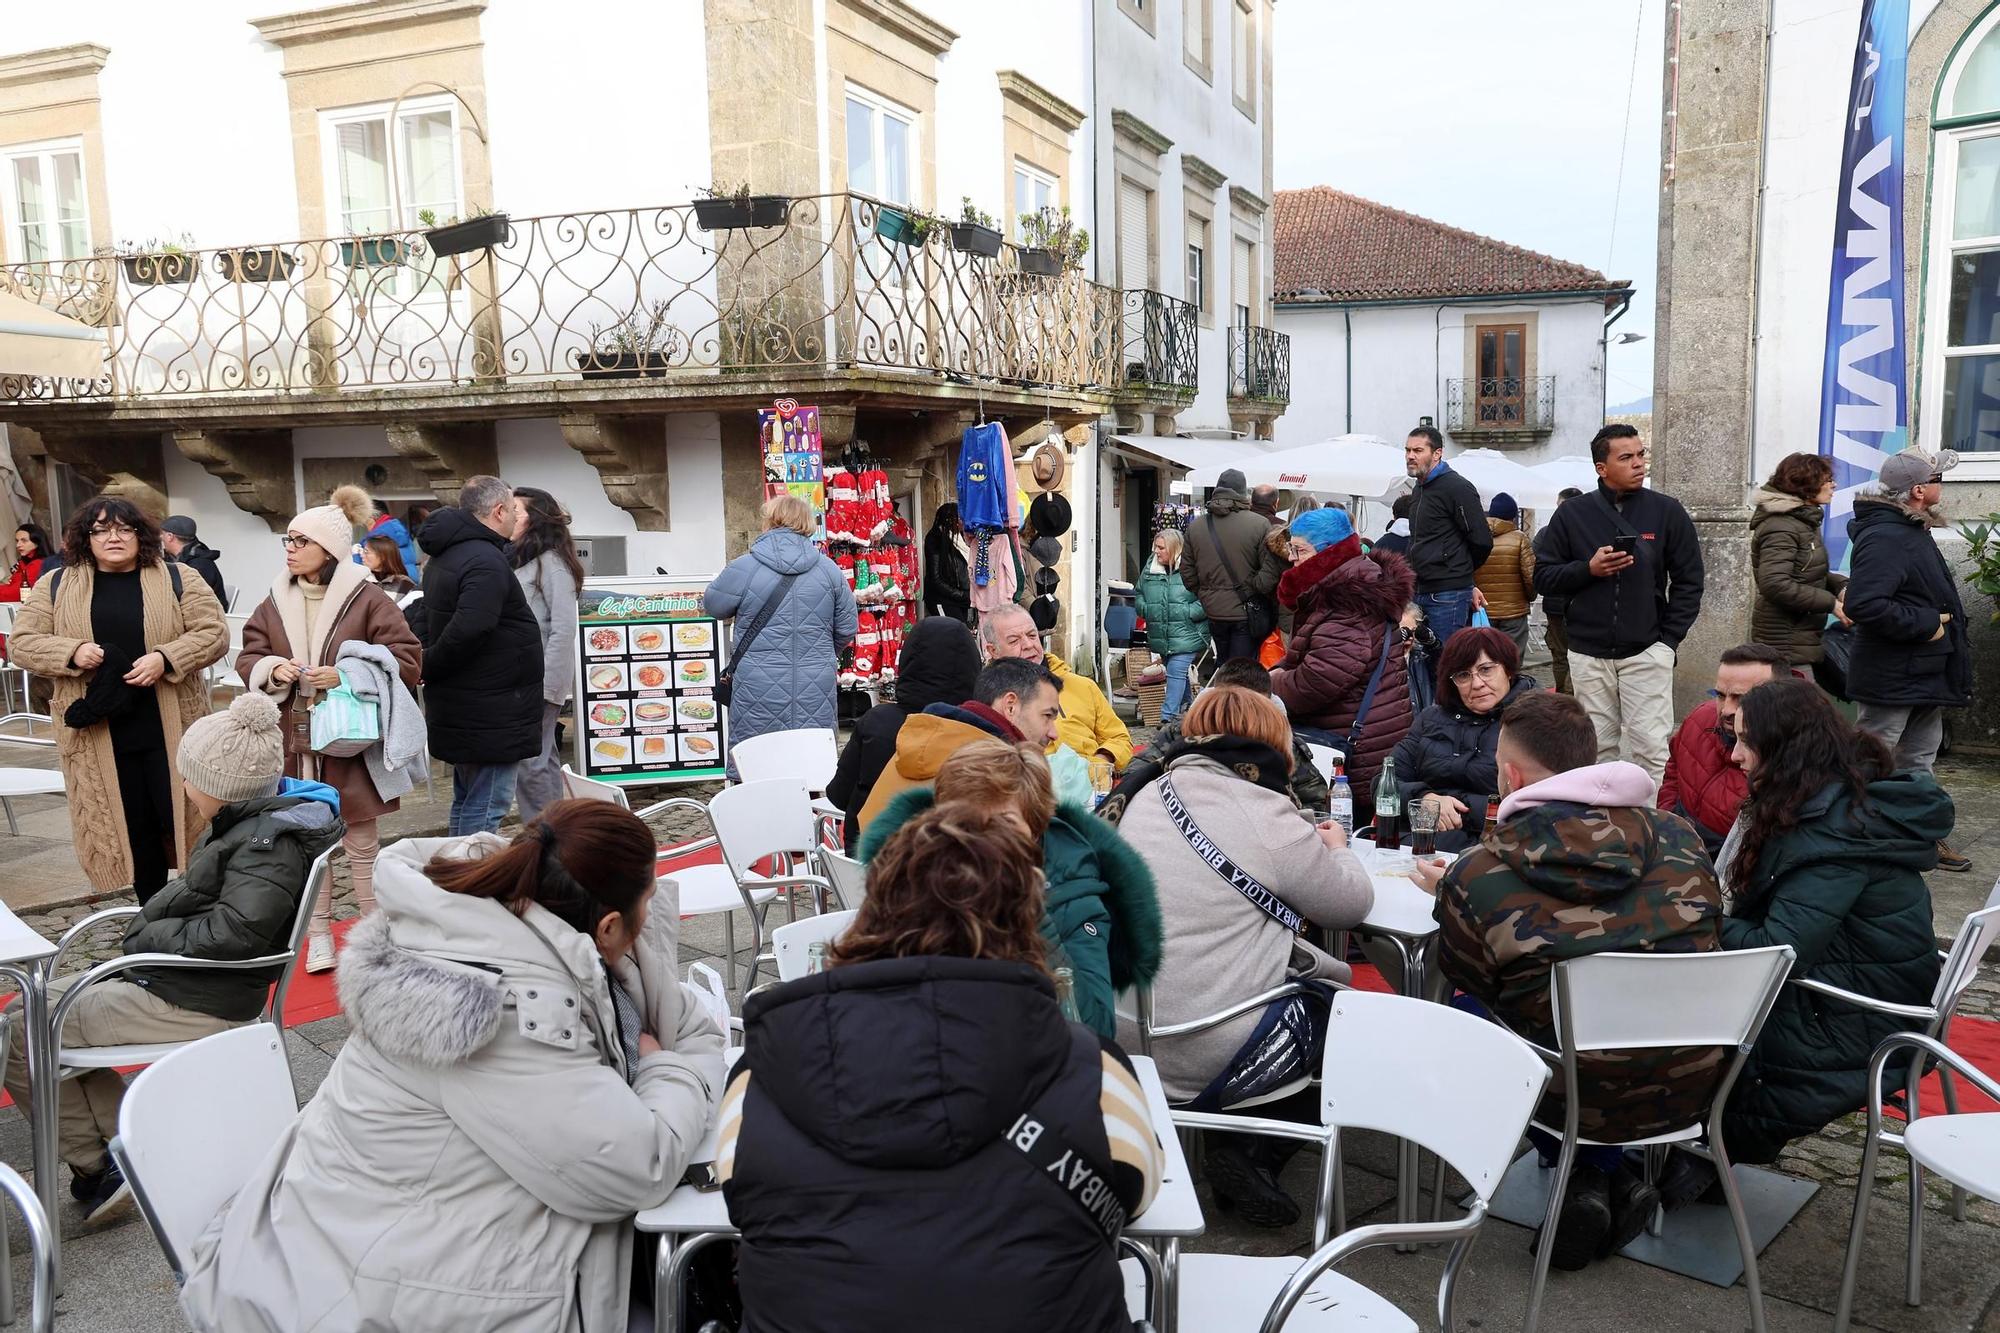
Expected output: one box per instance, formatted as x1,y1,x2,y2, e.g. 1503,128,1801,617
1532,424,1704,785
160,515,228,606
1181,468,1285,661
1404,425,1493,657
1846,448,1972,869
418,474,544,835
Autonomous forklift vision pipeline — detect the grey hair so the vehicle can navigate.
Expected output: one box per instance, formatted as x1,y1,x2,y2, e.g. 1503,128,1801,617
459,474,513,517
1860,476,1909,503
976,603,1034,648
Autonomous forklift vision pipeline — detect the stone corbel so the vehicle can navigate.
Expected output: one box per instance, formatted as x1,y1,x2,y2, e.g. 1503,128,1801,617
558,413,669,531
171,429,295,532
383,421,499,505
38,429,169,519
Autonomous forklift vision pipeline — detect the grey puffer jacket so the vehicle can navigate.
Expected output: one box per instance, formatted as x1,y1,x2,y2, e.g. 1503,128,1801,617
703,528,858,750
177,834,726,1333
123,787,344,1021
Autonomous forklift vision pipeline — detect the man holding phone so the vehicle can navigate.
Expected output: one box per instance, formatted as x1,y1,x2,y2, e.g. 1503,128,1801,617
1532,424,1705,785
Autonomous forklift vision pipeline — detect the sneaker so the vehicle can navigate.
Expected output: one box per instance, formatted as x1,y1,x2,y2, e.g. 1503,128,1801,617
1936,840,1973,873
1656,1149,1720,1212
1531,1164,1611,1271
69,1163,105,1205
80,1160,133,1230
304,933,335,974
1601,1166,1662,1258
1204,1141,1301,1229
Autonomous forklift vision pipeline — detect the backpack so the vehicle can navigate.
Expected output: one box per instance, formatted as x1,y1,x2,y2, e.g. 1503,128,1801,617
45,562,181,603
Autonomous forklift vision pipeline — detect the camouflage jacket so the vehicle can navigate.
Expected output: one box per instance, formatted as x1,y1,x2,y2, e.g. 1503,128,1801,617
1433,800,1726,1142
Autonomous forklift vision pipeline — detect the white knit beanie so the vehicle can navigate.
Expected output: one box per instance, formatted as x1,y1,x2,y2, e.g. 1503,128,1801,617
177,693,286,802
288,485,374,564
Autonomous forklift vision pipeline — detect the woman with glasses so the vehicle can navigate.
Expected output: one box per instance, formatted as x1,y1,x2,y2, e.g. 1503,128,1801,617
1751,452,1848,682
1390,625,1536,852
10,498,228,900
240,488,422,972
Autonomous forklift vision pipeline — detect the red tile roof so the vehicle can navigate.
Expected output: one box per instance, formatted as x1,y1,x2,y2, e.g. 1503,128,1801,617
1274,186,1630,305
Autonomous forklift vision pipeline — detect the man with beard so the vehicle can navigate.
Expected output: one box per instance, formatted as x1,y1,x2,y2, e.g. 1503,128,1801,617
1657,644,1784,857
1845,447,1973,870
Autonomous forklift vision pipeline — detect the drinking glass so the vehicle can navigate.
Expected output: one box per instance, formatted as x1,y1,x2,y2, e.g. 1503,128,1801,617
1407,798,1440,858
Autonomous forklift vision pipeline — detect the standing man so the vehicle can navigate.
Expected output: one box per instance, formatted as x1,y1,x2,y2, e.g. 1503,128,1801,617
979,603,1132,772
1846,447,1972,870
1181,467,1285,663
1658,644,1783,857
416,475,544,835
1474,492,1535,658
160,516,227,605
1532,424,1704,785
1404,425,1493,651
1249,484,1283,526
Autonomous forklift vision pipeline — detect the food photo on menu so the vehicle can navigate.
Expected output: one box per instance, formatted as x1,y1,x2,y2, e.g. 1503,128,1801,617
634,662,670,691
586,625,626,656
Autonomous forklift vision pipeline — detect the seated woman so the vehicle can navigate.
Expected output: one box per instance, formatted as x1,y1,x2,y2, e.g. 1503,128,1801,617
1717,677,1947,1169
721,803,1160,1333
1391,625,1537,851
858,739,1162,1041
1113,685,1374,1228
177,800,725,1333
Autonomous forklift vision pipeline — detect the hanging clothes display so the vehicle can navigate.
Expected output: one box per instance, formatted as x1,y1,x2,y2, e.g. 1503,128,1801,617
820,438,917,690
956,421,1013,535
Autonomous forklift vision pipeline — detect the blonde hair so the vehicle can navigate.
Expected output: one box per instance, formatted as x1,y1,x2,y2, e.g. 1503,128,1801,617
1152,528,1184,567
762,493,815,537
934,739,1057,839
1181,685,1296,773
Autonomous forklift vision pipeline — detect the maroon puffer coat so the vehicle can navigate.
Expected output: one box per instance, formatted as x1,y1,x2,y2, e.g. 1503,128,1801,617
1271,543,1416,795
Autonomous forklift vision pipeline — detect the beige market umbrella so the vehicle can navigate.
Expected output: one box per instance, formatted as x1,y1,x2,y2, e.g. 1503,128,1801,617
0,289,101,380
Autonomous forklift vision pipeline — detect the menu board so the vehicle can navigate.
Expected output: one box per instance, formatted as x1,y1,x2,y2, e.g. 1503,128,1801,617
574,576,728,785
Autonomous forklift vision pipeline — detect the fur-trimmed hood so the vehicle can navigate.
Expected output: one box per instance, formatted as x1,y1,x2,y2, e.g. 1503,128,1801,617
1282,546,1414,621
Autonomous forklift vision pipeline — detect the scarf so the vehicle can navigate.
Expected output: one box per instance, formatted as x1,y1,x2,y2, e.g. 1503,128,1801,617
1716,810,1748,916
1096,734,1294,825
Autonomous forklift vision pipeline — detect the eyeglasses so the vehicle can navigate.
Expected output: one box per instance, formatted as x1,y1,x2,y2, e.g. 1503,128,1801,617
88,524,136,538
1449,662,1505,688
278,534,315,550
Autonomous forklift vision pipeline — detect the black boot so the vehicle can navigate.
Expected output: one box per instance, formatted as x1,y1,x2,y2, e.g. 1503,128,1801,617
1530,1164,1611,1271
1205,1140,1301,1229
1601,1165,1662,1258
1656,1149,1721,1212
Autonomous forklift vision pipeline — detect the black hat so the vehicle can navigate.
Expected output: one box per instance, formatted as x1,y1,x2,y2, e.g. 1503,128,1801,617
161,515,198,540
1028,533,1063,566
1028,491,1072,538
1029,594,1060,630
1033,566,1060,594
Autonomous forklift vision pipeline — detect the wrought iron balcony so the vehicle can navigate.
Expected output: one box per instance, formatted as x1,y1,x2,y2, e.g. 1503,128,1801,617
1445,375,1556,435
1120,289,1198,397
0,194,1123,404
1228,324,1290,404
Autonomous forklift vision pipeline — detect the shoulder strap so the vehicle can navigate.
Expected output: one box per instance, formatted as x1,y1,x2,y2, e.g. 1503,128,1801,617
1154,774,1303,932
724,571,803,674
1204,514,1251,589
1343,625,1399,754
1590,488,1644,542
45,566,60,603
1001,1026,1135,1246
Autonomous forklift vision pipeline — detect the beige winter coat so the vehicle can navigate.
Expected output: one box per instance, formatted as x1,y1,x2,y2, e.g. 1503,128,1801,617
9,561,228,890
176,833,725,1333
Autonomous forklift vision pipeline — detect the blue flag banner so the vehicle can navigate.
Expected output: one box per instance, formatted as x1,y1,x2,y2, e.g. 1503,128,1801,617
1816,0,1910,572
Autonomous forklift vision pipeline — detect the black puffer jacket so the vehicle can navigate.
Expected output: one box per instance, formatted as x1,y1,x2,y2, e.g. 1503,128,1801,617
723,957,1151,1333
122,787,345,1020
1391,673,1537,847
922,508,971,617
1842,499,1971,708
173,538,228,606
415,507,544,764
825,616,981,847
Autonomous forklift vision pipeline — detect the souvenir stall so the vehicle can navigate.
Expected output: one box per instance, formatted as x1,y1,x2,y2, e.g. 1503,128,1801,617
823,438,919,694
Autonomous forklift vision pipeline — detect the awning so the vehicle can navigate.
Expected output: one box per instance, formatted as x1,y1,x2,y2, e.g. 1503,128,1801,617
1108,433,1261,476
0,289,102,380
1187,435,1407,498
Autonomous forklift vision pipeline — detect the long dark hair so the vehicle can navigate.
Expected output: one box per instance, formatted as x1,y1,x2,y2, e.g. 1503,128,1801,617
510,486,584,590
60,496,162,570
14,523,52,565
1730,678,1892,897
425,799,655,938
928,502,961,537
364,534,410,581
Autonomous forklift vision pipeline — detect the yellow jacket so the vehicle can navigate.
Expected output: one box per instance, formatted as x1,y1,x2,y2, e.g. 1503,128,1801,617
1046,653,1133,771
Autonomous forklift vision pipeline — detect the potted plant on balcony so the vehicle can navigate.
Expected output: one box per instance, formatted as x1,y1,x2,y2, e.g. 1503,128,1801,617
420,205,511,257
692,183,792,231
949,199,1002,258
112,234,198,286
575,300,683,379
218,245,297,283
873,203,936,248
338,228,406,269
1017,205,1089,276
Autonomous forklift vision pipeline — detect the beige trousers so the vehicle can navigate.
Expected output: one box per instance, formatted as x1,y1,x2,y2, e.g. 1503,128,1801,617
1570,641,1676,787
3,978,237,1174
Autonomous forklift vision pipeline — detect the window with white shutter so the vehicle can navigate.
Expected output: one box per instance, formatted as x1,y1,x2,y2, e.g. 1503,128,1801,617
1118,178,1153,291
324,99,461,235
1231,235,1253,327
1186,215,1208,316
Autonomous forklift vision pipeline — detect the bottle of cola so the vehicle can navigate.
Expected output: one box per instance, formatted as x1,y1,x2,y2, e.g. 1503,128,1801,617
1373,757,1402,850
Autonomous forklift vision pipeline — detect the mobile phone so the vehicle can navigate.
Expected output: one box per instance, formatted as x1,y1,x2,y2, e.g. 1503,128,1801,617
680,1161,721,1193
1610,533,1640,557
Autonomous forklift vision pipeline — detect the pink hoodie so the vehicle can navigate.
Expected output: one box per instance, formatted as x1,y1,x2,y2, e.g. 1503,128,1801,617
1496,760,1657,822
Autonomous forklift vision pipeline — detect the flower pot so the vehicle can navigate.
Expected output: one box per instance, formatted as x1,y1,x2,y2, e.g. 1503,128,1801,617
120,253,197,286
874,208,928,247
574,349,675,380
339,237,405,268
692,195,791,231
948,222,1003,258
219,248,296,283
1018,248,1061,277
425,213,510,257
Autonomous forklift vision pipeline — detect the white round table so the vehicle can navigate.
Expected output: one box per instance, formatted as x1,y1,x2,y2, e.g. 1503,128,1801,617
0,770,63,836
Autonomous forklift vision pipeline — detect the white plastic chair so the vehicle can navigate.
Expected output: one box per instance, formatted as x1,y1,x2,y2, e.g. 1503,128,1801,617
685,960,743,1051
559,763,715,853
1145,991,1550,1332
107,1025,299,1282
729,727,843,830
1522,946,1797,1333
0,605,54,748
205,610,252,694
1830,893,2000,1329
772,910,857,982
820,848,868,911
698,779,835,994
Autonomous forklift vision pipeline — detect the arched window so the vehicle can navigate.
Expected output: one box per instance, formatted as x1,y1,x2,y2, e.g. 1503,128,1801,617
1922,7,2000,466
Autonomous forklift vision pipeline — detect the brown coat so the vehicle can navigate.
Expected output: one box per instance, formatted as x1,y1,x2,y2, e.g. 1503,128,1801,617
10,561,229,891
238,560,422,823
1474,517,1536,621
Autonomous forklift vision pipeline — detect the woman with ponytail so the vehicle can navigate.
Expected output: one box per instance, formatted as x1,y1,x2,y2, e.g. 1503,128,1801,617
178,798,726,1333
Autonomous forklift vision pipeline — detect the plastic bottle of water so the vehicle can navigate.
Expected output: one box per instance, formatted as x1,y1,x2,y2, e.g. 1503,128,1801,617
1330,766,1353,841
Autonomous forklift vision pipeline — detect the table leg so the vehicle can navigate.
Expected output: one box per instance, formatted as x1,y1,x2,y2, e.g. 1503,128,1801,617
1161,1237,1180,1333
653,1234,676,1333
1,800,15,838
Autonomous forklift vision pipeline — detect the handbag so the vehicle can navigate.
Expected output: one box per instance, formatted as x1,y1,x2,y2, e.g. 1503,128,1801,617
310,669,381,757
715,572,801,707
1204,515,1275,642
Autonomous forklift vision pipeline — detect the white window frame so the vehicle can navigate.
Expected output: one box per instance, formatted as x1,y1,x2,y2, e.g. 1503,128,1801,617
1186,227,1207,319
1231,0,1257,114
844,83,919,207
0,136,91,265
317,94,464,239
1012,161,1058,239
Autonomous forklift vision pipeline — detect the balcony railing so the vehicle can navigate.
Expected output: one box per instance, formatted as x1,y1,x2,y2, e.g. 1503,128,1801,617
0,194,1123,404
1228,324,1290,403
1445,375,1556,434
1120,289,1198,396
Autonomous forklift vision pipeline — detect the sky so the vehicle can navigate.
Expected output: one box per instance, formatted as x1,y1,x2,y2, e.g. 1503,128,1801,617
1272,0,1665,408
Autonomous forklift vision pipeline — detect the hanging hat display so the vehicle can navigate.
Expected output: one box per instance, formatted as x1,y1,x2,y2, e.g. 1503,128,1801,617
1028,533,1063,566
1033,565,1060,594
1028,442,1067,492
1029,594,1061,630
1027,490,1072,538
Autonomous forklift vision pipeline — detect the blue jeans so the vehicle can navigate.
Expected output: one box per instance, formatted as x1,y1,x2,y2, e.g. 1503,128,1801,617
1161,652,1194,723
1414,587,1473,649
450,762,517,836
